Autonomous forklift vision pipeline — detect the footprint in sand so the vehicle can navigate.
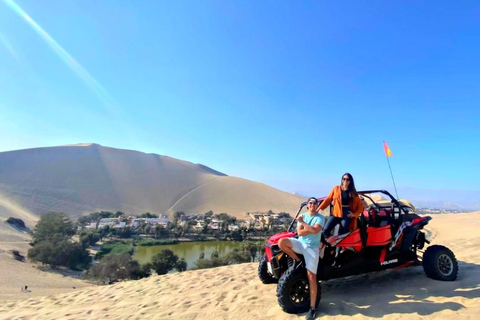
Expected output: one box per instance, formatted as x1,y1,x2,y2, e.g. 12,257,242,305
228,293,239,302
217,292,227,302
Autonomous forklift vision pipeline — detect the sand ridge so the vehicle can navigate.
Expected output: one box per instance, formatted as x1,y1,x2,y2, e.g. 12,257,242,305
0,144,305,219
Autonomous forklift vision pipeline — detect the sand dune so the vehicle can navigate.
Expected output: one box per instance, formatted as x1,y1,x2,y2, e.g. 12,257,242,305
165,176,307,217
0,222,90,304
0,194,37,227
0,212,479,319
0,144,305,220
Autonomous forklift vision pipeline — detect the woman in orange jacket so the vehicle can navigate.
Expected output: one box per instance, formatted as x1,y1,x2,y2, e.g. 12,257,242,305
318,173,364,238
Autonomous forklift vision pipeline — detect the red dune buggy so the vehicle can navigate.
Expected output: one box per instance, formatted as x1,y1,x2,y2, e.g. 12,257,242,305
258,190,458,314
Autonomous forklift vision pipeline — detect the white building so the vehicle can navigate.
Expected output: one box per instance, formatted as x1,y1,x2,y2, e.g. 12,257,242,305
228,224,240,231
98,218,123,229
131,217,170,229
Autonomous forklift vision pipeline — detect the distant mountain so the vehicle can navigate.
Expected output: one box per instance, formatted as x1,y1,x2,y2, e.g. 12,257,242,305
291,192,307,197
410,199,480,211
0,144,305,221
397,187,480,211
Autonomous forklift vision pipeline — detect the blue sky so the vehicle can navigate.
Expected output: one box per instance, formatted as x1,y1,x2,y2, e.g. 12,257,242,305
1,1,479,208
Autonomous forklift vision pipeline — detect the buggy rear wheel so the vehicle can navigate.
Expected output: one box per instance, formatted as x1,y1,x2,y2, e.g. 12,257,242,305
258,253,277,284
276,265,321,314
422,245,458,281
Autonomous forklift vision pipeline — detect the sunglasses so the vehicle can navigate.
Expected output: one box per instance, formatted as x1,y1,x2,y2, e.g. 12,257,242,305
342,178,350,181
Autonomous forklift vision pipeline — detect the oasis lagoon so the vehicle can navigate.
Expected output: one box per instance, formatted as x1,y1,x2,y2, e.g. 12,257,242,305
133,241,247,271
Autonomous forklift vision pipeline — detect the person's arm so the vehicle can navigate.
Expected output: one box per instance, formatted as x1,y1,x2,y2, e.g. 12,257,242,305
296,218,305,234
318,187,335,211
297,216,323,236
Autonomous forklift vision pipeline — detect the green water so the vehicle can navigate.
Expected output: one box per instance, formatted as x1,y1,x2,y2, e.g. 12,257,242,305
132,241,245,270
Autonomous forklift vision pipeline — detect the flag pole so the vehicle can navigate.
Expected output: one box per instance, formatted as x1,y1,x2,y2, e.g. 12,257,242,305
386,155,399,199
383,141,399,199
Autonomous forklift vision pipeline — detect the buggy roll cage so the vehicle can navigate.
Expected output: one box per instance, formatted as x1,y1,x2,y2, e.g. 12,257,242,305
287,202,308,232
287,190,412,232
358,189,413,216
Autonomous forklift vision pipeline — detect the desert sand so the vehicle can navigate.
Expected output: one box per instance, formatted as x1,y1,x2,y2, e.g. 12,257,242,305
0,212,479,320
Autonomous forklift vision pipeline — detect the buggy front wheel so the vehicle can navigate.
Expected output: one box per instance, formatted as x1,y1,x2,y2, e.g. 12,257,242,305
276,265,321,314
422,245,458,281
258,254,277,284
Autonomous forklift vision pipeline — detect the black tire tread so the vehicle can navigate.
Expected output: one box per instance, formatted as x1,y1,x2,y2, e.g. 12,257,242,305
258,254,277,284
422,244,458,281
276,265,321,314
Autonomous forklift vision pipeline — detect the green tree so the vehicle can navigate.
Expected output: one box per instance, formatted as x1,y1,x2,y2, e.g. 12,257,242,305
116,226,133,238
194,257,228,269
228,230,243,241
185,220,196,233
32,212,74,244
28,239,90,269
87,253,148,283
99,225,110,241
28,213,90,269
115,211,125,218
28,241,54,266
154,225,169,239
131,262,153,279
267,219,274,231
243,242,260,262
204,210,214,218
151,249,179,275
60,241,91,269
175,258,187,272
211,250,219,259
241,227,248,240
79,230,101,248
140,212,156,218
172,211,183,226
77,215,91,227
214,213,236,224
225,248,250,264
144,224,151,235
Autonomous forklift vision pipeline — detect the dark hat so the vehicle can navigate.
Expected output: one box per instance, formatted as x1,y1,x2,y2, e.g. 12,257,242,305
307,197,318,203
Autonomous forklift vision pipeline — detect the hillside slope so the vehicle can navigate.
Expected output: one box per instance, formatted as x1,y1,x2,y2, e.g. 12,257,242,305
0,144,304,219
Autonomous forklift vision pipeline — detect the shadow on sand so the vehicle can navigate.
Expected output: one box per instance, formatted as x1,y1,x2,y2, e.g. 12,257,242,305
316,260,480,318
36,265,85,280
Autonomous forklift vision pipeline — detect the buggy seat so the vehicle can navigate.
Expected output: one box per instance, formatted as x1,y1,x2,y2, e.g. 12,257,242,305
363,207,393,228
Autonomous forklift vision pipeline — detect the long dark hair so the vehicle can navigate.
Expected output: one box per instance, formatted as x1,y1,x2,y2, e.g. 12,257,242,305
341,172,358,197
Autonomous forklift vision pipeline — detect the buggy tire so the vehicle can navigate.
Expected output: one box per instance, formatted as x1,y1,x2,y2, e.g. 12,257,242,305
258,254,277,284
276,265,321,314
423,245,458,281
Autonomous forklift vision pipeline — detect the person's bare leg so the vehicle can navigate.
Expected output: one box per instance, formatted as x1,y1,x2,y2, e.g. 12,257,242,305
278,238,300,261
307,270,317,309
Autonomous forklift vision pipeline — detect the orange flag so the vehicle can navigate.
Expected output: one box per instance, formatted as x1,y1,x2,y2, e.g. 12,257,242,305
383,141,392,157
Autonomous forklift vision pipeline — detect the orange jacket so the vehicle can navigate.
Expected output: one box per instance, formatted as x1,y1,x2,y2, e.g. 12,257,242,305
318,185,364,229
